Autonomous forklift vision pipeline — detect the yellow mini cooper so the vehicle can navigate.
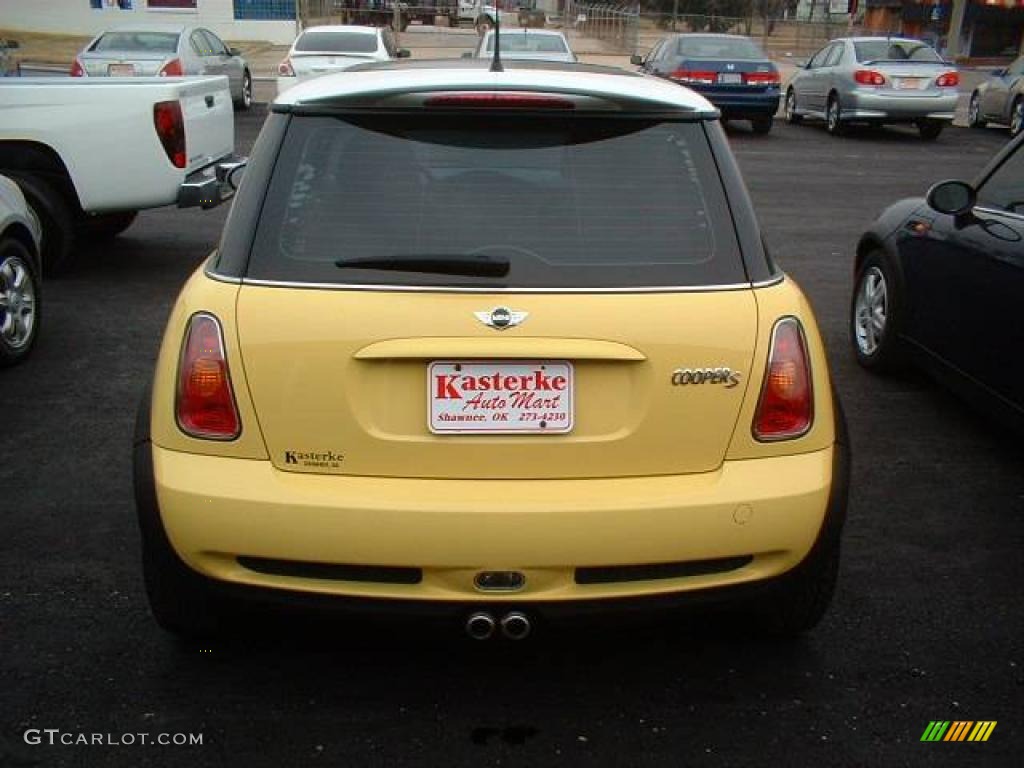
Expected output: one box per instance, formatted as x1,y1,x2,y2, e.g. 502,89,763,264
135,59,849,641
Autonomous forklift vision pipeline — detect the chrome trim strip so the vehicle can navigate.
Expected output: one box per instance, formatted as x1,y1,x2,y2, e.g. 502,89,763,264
204,267,242,285
974,205,1024,223
219,275,785,294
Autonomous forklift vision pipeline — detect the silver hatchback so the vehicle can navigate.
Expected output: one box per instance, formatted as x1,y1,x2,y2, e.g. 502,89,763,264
72,24,252,110
784,37,959,140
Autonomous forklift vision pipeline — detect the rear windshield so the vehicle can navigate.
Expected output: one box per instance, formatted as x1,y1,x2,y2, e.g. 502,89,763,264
91,32,179,54
854,40,941,63
294,31,378,54
485,34,568,53
677,36,764,60
247,115,744,289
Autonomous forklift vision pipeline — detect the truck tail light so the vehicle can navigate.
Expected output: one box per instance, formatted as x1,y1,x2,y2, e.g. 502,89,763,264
669,70,717,85
743,71,781,86
278,57,295,76
70,58,85,77
158,57,184,77
176,313,240,440
153,100,186,169
853,69,886,86
753,318,814,441
936,72,959,87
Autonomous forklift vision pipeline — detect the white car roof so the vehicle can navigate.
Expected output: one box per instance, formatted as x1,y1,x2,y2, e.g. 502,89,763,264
275,60,715,114
100,24,189,34
299,25,380,35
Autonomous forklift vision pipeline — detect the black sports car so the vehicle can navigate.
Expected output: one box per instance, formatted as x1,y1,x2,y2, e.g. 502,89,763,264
851,134,1024,431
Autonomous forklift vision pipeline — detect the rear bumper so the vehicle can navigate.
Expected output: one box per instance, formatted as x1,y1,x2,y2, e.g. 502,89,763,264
691,87,781,117
842,89,958,121
137,433,847,610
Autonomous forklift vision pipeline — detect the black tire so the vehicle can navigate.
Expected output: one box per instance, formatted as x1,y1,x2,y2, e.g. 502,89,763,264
784,88,802,124
850,250,905,373
234,69,252,111
0,237,41,367
751,116,773,135
917,119,943,141
753,533,840,636
1010,97,1024,138
79,211,137,241
8,174,76,277
967,91,987,128
826,93,844,136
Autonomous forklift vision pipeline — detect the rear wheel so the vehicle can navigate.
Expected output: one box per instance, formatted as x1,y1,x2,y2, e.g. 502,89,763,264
0,237,41,367
751,116,773,135
234,69,252,111
784,88,802,124
851,250,905,372
967,91,987,128
8,174,76,277
826,93,844,136
1010,97,1024,137
917,119,943,141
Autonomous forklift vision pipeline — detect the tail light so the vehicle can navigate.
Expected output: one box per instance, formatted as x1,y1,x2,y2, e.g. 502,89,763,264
176,313,240,440
853,69,886,86
753,318,813,441
669,70,717,85
70,58,85,77
743,71,781,86
153,100,186,169
424,92,575,109
158,57,184,77
278,58,295,77
936,72,959,87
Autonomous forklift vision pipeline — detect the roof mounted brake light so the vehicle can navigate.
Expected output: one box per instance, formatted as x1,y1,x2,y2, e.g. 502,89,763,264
424,92,575,110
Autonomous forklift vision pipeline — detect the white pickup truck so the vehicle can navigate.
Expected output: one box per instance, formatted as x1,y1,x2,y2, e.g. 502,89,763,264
0,76,234,274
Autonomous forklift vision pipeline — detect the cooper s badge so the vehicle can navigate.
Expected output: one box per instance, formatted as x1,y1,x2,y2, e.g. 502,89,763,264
671,367,742,388
474,307,528,331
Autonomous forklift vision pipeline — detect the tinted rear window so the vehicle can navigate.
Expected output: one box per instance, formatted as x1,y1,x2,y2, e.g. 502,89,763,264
677,36,764,60
92,32,179,53
295,31,378,53
485,34,568,53
247,115,745,289
854,40,941,63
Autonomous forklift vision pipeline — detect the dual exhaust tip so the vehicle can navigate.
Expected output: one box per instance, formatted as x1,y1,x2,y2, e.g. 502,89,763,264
466,611,531,641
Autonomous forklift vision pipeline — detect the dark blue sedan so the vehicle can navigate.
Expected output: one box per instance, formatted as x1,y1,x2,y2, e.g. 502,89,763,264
633,33,781,134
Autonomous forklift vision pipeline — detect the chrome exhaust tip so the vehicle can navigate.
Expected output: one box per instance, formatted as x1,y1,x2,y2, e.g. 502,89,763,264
500,611,531,641
465,611,496,640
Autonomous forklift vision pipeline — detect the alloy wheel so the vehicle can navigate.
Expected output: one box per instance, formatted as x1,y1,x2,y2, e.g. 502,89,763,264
854,266,887,356
827,99,840,133
0,254,36,351
242,73,252,108
785,91,796,120
968,94,980,126
1011,101,1023,137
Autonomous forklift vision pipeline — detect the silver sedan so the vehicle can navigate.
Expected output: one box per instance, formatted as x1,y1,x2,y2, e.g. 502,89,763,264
968,57,1024,136
469,29,577,63
72,24,252,110
784,37,959,140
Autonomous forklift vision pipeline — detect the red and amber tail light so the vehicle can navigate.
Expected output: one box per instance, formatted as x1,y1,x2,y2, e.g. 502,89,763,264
176,313,240,440
753,317,814,441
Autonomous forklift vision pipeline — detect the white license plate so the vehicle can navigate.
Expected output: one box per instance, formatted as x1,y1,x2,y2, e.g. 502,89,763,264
108,63,135,76
718,73,742,85
894,77,922,90
428,361,574,434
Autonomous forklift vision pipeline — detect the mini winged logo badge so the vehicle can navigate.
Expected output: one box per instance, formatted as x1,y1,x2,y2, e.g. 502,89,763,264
474,307,528,331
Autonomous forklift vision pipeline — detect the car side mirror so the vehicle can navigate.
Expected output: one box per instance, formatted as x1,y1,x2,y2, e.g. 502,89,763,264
630,54,643,66
228,47,241,57
927,179,976,217
397,48,411,59
178,158,247,209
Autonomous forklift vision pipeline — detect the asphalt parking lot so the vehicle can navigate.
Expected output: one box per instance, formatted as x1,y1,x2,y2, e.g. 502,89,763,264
2,92,1021,767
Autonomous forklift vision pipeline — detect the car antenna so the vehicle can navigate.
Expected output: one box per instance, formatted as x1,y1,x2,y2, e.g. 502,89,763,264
490,5,503,72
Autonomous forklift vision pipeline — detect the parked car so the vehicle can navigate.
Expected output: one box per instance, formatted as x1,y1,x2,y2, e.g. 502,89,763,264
632,34,781,134
0,76,235,275
71,24,252,110
968,56,1024,136
0,175,42,366
468,29,576,63
851,134,1024,432
785,37,958,140
277,25,409,96
135,59,849,642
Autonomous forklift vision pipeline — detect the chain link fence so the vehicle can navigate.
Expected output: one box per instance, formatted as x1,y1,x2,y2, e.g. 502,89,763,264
563,2,641,54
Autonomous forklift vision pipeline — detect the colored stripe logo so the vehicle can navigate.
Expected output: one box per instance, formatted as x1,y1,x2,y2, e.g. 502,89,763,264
920,721,997,742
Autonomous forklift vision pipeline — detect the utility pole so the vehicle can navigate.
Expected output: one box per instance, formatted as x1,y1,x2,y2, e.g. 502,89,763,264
945,0,967,60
